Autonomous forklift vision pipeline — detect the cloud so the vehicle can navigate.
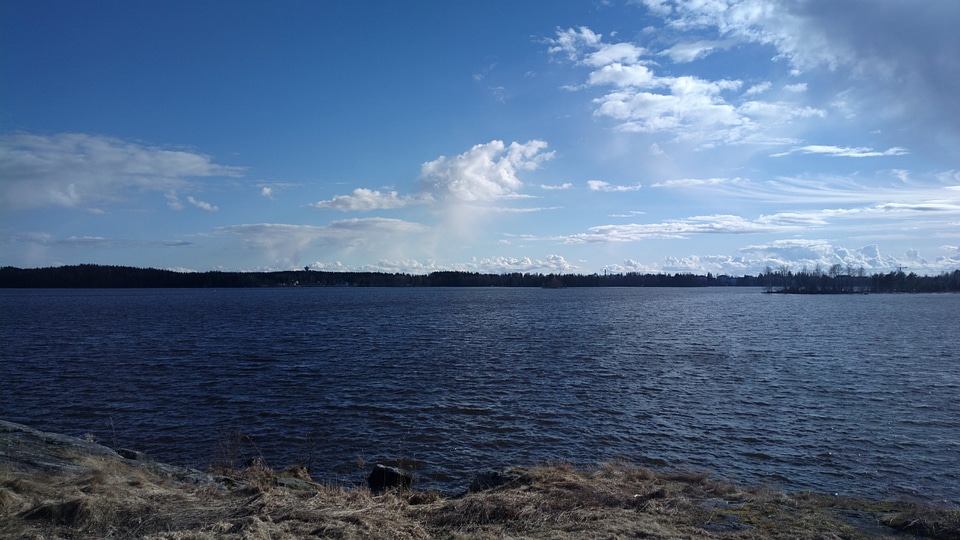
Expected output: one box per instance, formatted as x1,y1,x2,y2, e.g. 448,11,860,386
455,254,578,274
187,196,218,212
0,132,244,210
311,188,430,211
548,27,822,145
7,231,191,249
637,0,960,142
588,180,642,192
313,140,554,217
566,214,789,243
661,40,731,62
651,177,746,188
541,182,573,190
743,82,772,96
771,145,909,158
215,218,431,267
739,239,894,270
419,140,554,201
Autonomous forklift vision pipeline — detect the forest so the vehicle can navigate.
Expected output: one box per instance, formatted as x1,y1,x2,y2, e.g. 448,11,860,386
2,264,959,292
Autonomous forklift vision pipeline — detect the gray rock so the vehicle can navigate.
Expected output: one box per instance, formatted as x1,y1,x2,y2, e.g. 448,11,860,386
367,464,413,491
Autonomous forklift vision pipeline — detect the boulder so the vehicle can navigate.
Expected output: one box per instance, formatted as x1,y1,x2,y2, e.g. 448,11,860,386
367,464,412,491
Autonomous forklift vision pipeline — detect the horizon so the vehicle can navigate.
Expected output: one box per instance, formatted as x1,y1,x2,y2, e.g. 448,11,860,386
2,1,959,276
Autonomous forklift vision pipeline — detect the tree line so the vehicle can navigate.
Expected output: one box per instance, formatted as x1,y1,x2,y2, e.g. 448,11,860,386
1,264,957,291
761,264,960,293
0,264,756,288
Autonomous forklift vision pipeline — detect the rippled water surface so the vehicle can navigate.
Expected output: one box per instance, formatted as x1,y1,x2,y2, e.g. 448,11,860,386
2,287,958,503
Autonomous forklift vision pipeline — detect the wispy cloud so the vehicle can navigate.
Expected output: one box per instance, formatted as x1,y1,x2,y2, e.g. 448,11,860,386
216,218,431,267
565,214,792,243
8,231,191,249
187,196,218,212
0,133,243,211
588,180,642,192
651,177,746,188
771,145,909,158
312,188,431,211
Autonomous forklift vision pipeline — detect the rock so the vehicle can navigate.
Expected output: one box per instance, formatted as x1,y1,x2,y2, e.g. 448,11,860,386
367,464,412,491
117,448,147,461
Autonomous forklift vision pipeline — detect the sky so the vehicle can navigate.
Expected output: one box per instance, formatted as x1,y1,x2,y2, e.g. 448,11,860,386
2,0,959,276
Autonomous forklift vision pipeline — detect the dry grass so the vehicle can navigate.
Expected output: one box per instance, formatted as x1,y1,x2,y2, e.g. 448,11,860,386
3,447,958,539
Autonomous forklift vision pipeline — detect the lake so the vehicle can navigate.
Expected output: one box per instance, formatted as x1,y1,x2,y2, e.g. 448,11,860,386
1,287,957,504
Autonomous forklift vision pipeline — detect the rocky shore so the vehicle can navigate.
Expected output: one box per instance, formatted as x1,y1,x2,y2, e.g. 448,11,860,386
2,419,957,539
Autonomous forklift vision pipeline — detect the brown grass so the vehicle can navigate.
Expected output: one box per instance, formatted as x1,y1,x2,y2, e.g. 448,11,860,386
3,455,958,539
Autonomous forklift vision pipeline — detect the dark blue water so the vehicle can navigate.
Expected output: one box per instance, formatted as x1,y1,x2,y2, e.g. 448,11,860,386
2,287,958,504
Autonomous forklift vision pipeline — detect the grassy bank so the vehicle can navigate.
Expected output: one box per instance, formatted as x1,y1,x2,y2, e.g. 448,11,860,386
2,421,958,539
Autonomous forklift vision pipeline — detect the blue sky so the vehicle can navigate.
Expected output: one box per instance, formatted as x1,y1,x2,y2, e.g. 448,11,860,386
2,0,959,275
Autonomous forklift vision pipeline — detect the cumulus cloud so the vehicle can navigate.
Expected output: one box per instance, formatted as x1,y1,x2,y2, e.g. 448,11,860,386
0,132,244,210
419,140,554,201
454,254,578,274
314,140,554,215
637,0,960,142
547,26,822,145
740,239,894,270
541,182,573,190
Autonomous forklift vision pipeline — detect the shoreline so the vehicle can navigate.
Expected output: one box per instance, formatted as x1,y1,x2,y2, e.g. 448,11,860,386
2,419,957,539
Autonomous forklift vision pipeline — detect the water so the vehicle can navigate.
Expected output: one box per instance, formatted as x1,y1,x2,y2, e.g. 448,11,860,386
2,287,958,504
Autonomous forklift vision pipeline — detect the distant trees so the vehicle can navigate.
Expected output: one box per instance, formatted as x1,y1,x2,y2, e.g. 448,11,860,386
759,265,960,293
1,264,957,291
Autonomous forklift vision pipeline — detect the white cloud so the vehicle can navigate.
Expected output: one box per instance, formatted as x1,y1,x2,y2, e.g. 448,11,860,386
541,182,573,190
743,81,772,96
651,177,746,188
0,132,243,210
771,145,909,158
588,180,642,192
661,40,730,62
187,196,218,212
637,0,960,142
260,186,273,198
548,27,826,146
783,83,807,93
566,213,789,244
457,254,578,274
312,188,429,211
419,140,554,201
